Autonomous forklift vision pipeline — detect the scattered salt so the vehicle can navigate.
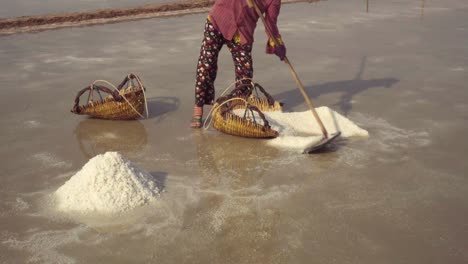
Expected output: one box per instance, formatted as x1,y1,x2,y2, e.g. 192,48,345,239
234,106,369,151
55,152,160,214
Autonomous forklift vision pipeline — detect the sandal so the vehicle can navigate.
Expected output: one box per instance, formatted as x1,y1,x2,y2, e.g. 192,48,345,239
190,116,203,128
190,106,203,128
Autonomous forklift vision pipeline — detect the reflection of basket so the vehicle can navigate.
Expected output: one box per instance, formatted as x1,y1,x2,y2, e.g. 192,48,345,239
75,119,148,158
71,73,148,120
194,132,279,188
211,98,278,138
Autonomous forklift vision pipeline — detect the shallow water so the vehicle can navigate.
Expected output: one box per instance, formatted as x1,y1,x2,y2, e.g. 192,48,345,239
1,0,468,263
0,0,176,18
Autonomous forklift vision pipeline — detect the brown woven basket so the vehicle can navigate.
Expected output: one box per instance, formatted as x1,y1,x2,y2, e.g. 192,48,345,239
246,94,283,112
211,98,278,138
71,73,148,120
225,82,283,112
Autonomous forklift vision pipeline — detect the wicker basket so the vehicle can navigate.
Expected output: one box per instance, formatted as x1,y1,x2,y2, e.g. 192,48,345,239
71,73,148,120
211,98,278,138
224,82,283,112
245,94,283,112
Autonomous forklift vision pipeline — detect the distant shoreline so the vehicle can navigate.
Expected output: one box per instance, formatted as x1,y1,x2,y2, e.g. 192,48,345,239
0,0,321,35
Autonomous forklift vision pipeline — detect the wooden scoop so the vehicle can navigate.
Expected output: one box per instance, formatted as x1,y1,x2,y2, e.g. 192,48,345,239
247,0,341,153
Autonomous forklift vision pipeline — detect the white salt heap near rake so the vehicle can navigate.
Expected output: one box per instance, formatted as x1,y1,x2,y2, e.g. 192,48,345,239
235,106,368,151
55,152,160,214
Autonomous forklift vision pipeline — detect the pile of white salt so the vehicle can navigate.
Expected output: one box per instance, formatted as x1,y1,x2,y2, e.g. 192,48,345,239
55,152,160,214
235,106,369,151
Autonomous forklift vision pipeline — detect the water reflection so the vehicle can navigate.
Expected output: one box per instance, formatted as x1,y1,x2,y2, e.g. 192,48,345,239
194,132,280,190
75,119,148,159
167,132,286,262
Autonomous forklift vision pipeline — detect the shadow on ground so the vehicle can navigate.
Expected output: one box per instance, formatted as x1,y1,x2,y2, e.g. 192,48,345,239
275,56,399,115
147,96,180,120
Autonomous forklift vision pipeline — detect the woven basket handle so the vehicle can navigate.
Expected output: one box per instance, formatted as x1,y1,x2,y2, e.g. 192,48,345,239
116,73,149,118
253,83,276,106
246,104,271,129
215,85,250,104
71,85,121,114
217,83,254,103
117,73,145,90
232,83,277,107
232,83,254,97
222,101,272,129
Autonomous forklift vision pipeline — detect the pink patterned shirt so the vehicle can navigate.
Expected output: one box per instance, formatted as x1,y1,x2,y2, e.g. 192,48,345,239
209,0,282,45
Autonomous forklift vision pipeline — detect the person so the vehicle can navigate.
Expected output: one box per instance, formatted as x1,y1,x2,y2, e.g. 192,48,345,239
190,0,286,128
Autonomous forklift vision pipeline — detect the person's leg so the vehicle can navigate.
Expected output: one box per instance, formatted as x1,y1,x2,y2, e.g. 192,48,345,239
191,19,225,128
226,40,254,98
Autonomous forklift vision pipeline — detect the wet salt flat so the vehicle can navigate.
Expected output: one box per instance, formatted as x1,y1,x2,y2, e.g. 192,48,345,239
0,0,175,18
1,0,468,263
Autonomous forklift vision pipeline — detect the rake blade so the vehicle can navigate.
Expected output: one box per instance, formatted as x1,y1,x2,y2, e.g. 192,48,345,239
303,132,341,154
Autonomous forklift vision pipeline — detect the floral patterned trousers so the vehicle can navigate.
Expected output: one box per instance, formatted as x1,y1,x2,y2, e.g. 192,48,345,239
195,19,254,106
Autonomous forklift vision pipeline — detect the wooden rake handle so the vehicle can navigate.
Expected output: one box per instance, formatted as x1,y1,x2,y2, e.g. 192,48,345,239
247,0,329,138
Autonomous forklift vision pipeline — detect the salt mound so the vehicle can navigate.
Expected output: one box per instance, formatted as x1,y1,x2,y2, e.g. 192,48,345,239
55,152,160,214
234,106,368,151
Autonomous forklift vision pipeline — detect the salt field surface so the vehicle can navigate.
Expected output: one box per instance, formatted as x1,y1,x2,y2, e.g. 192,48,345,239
1,0,468,263
0,0,174,18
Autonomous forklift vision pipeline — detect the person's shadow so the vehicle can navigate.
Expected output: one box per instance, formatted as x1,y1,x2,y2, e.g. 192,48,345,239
275,56,399,116
146,96,179,120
